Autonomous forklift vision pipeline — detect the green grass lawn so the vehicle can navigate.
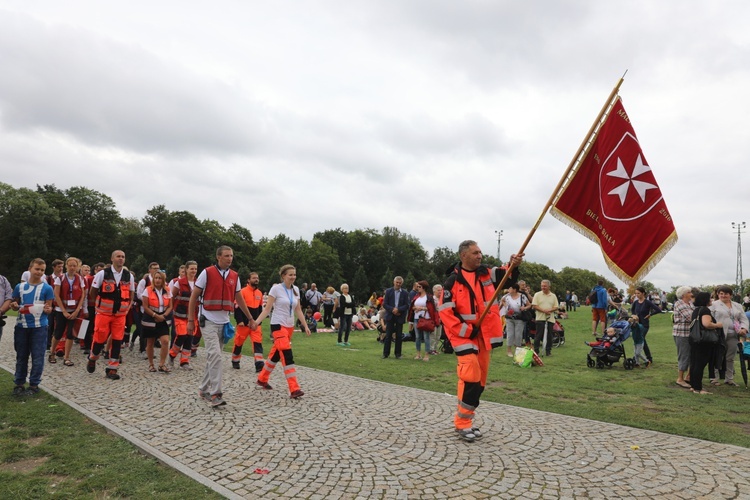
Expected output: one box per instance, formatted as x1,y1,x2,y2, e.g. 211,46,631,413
271,307,750,448
0,373,222,499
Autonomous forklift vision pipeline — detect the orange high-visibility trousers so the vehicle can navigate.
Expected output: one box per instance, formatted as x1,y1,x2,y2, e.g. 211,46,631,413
257,325,299,394
91,313,127,371
454,345,489,430
170,318,193,366
232,324,264,369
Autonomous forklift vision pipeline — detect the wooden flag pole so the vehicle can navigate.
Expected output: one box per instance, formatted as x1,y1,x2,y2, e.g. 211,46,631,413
476,76,626,327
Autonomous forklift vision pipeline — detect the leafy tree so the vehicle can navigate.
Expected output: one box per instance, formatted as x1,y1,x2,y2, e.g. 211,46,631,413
518,261,558,294
297,238,343,288
254,234,298,289
0,184,59,278
429,246,457,280
557,267,607,300
380,267,394,291
351,265,369,302
113,217,148,265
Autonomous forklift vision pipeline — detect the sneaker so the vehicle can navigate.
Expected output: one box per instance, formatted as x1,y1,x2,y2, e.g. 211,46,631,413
198,390,211,402
290,389,305,399
141,352,148,360
23,386,40,396
256,380,273,390
644,360,652,369
456,428,476,442
128,343,134,352
12,385,25,396
191,351,197,358
455,427,482,439
180,363,193,371
168,356,175,368
86,358,96,374
210,394,227,407
336,342,346,346
105,369,121,380
232,361,240,370
345,342,351,346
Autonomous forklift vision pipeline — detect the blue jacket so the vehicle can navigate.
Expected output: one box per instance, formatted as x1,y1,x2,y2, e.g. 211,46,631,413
593,285,608,309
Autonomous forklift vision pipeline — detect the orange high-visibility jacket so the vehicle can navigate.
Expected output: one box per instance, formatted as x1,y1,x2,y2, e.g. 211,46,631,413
96,267,132,316
439,265,511,354
141,286,171,328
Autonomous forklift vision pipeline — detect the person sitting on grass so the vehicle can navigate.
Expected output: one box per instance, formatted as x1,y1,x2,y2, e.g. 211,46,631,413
305,307,318,333
357,308,376,330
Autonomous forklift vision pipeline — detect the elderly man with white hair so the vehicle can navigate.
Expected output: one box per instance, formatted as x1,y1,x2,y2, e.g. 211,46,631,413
672,286,695,389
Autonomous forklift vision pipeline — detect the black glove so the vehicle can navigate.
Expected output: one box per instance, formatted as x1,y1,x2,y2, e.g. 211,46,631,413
469,324,480,339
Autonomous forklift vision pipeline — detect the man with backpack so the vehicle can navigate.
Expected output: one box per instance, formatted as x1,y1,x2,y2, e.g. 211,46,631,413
590,279,610,337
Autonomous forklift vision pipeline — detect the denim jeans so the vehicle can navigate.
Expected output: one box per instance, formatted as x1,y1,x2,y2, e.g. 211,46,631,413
14,324,47,387
415,325,431,353
338,315,352,343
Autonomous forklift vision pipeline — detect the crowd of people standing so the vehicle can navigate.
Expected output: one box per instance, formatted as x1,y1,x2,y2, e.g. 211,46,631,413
2,243,748,440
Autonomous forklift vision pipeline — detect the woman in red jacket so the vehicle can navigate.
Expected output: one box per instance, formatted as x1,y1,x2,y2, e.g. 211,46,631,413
408,280,439,362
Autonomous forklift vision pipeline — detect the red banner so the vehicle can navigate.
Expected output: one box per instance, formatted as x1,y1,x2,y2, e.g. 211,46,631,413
550,97,677,283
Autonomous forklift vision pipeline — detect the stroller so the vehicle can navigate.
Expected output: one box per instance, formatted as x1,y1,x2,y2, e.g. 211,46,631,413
526,319,566,348
586,319,636,370
551,320,565,347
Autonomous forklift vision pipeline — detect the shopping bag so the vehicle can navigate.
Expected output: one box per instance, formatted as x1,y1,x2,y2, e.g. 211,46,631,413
74,318,89,340
513,346,529,365
223,322,235,343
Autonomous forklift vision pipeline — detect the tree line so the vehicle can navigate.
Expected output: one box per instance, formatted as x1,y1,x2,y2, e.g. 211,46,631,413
1,182,628,301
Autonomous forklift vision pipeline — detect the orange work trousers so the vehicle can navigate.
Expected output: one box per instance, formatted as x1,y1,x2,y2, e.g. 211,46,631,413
257,325,300,394
454,344,490,430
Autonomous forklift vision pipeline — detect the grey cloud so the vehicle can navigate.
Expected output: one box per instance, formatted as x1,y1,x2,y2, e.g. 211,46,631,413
373,112,510,158
0,10,266,156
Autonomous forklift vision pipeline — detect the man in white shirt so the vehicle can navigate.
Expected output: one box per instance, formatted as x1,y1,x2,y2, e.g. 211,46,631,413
187,246,254,408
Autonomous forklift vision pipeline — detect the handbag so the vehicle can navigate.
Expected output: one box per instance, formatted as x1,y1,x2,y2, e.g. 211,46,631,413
416,316,435,332
511,294,534,322
519,309,535,323
689,309,719,344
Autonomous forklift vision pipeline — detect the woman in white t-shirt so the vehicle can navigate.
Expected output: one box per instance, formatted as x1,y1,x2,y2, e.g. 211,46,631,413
502,283,532,357
141,271,173,373
407,280,438,362
253,264,310,399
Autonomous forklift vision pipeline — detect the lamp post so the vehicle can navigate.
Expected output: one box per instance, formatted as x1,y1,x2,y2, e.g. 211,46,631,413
494,230,503,262
733,222,746,296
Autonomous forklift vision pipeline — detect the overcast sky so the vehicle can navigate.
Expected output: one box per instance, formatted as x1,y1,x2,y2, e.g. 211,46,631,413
1,1,748,291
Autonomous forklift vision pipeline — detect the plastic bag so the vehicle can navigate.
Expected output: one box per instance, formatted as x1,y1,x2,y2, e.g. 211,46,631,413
223,322,235,343
514,347,533,368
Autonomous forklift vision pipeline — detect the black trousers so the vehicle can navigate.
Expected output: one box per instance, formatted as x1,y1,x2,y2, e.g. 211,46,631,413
382,318,404,358
534,321,554,355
